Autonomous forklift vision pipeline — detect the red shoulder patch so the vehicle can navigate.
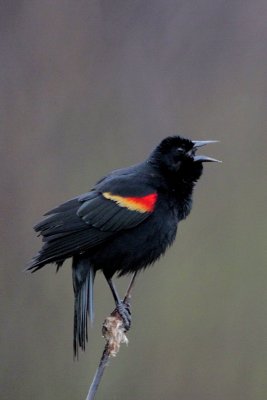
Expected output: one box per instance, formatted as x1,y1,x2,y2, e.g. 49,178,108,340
103,192,158,213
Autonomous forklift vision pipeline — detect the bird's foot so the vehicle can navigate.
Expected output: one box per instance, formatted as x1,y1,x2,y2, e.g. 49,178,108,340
113,300,131,331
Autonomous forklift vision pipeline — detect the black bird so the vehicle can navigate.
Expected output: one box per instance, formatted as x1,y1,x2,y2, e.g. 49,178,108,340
28,136,220,355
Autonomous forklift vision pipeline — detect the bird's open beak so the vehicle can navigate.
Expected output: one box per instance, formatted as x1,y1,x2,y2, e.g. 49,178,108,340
191,140,221,163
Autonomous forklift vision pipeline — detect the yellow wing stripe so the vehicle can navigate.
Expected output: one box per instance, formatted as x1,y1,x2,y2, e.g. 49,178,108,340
102,192,157,213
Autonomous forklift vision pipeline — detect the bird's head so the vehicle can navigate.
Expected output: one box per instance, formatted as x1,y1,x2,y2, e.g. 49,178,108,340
149,136,221,183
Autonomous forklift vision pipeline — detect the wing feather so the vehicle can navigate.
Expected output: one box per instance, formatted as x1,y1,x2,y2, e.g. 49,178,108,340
77,190,156,232
29,175,158,271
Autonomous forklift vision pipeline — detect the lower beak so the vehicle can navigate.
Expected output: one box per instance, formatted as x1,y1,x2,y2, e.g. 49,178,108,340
192,140,221,163
193,155,222,163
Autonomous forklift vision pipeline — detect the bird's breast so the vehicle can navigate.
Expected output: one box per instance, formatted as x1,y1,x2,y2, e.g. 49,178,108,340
90,201,178,276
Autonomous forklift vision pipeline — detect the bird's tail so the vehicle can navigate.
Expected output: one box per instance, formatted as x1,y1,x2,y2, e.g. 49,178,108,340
72,255,95,357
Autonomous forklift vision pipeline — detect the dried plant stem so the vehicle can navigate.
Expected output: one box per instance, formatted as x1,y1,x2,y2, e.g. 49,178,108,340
85,344,110,400
85,272,138,400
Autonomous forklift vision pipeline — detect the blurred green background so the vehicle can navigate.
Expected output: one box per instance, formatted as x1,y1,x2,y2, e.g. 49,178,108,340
1,1,267,399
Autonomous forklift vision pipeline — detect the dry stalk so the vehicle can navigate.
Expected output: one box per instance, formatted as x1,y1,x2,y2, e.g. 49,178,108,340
85,272,137,400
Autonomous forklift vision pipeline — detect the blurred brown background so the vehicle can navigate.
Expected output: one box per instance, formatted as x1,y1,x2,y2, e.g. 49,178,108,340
1,1,267,399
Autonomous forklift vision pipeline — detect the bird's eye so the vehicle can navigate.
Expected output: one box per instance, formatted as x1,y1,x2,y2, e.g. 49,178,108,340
173,148,184,163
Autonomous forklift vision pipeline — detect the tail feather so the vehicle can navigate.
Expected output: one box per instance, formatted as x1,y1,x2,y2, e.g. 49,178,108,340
72,255,95,357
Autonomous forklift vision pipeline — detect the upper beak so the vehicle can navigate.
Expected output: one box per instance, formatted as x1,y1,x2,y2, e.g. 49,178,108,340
191,140,221,163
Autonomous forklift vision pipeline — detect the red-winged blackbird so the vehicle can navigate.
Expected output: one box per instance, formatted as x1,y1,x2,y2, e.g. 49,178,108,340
28,136,220,355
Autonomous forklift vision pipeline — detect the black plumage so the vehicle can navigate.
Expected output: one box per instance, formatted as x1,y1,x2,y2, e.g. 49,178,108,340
28,136,220,355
